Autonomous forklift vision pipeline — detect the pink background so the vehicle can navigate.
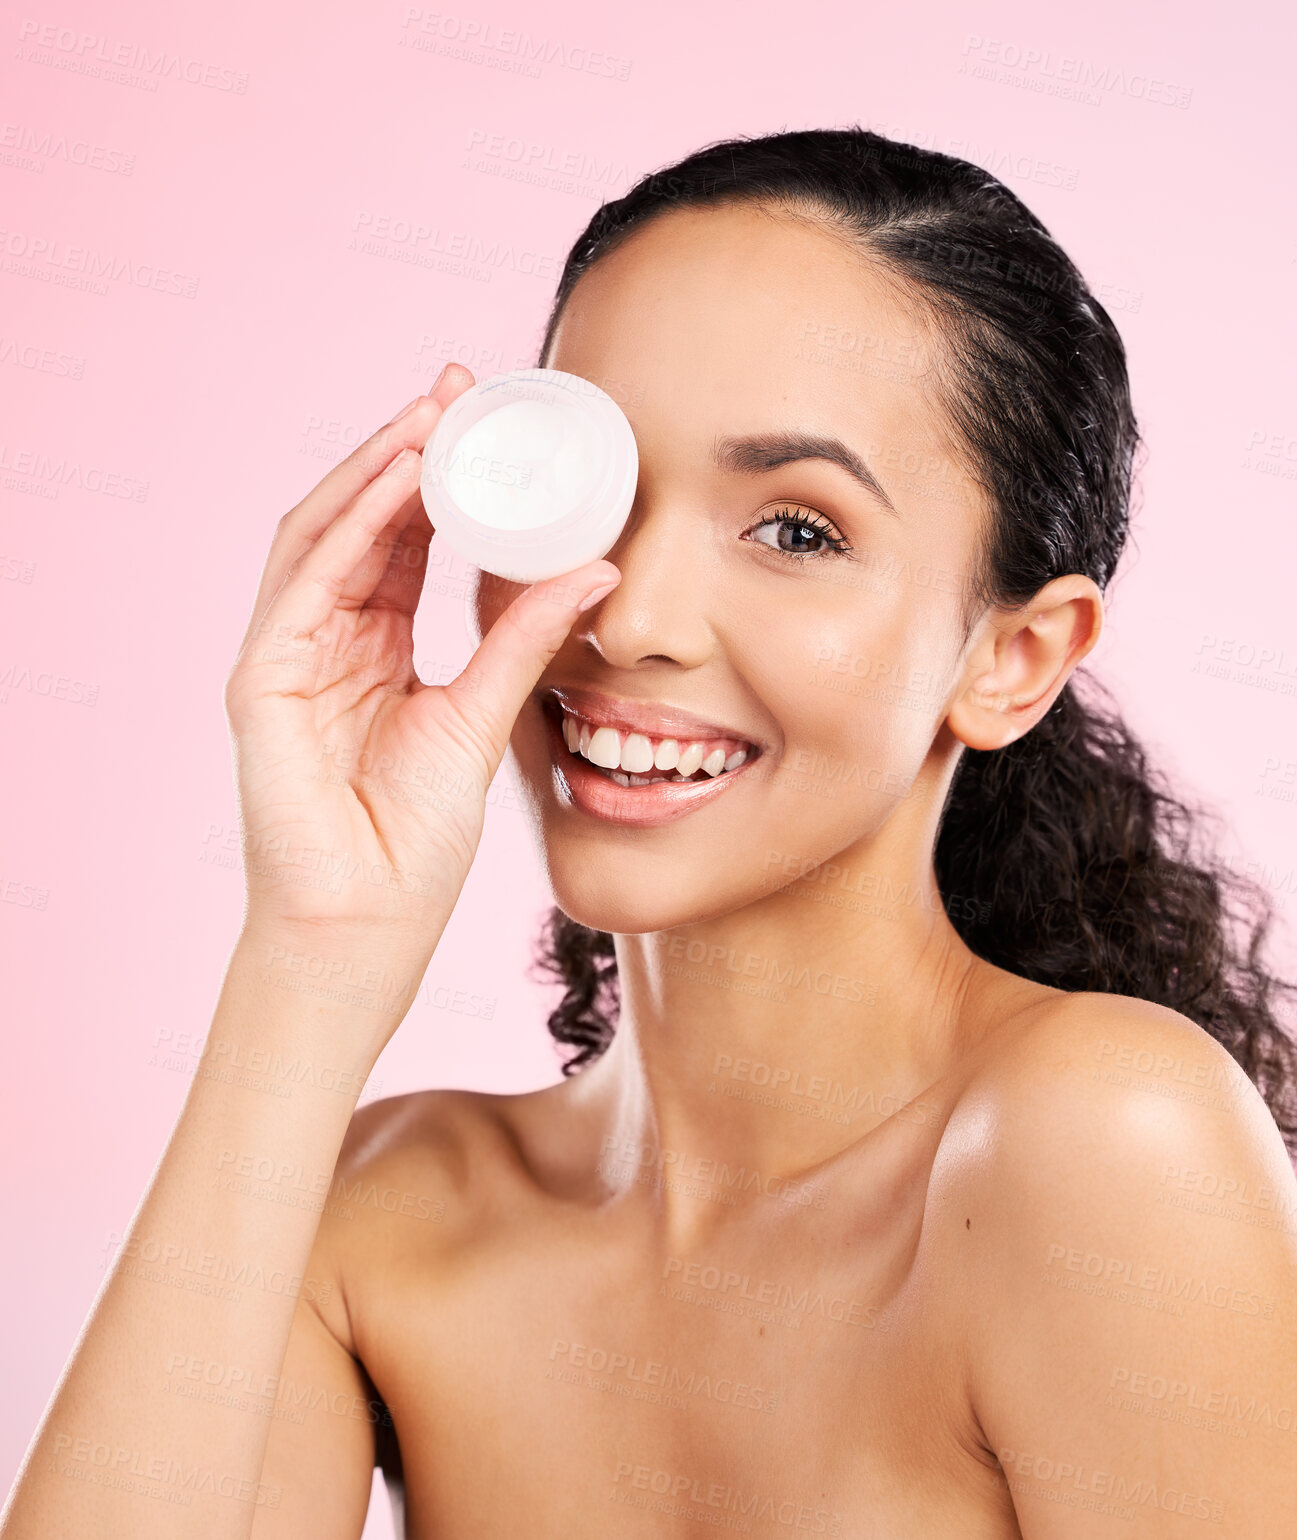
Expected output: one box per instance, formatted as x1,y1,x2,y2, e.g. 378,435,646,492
3,1,1294,1530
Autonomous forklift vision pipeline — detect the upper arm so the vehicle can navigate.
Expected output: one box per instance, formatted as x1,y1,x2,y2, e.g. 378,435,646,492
249,1091,438,1538
949,998,1297,1538
250,1293,379,1539
246,1087,470,1534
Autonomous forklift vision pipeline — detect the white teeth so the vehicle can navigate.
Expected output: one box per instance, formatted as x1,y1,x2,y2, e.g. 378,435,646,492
588,725,622,769
675,741,705,778
620,732,655,773
553,706,755,787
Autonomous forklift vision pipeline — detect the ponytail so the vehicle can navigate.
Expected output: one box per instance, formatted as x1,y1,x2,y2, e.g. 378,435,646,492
935,673,1297,1149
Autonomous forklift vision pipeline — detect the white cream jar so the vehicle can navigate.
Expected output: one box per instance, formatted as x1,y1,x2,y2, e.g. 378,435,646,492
419,368,639,583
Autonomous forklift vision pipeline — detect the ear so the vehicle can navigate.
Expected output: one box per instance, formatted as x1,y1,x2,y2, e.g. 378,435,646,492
948,575,1104,751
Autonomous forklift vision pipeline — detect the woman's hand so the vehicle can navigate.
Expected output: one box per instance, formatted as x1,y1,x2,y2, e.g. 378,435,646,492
223,364,620,944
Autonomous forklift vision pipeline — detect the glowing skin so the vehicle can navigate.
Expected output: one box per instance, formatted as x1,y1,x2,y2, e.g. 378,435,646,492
17,204,1294,1540
251,206,1297,1536
311,207,1275,1540
482,201,1099,1112
240,207,1281,1540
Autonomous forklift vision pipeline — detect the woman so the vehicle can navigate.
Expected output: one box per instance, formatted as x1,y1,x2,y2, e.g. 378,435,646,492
6,127,1297,1539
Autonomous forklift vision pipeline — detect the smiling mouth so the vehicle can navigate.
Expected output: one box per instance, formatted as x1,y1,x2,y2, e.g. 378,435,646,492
541,696,762,788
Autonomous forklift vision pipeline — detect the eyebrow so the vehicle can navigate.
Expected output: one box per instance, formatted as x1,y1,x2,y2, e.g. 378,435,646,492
711,430,898,516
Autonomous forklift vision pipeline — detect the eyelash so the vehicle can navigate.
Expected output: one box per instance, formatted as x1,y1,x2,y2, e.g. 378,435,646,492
744,504,853,561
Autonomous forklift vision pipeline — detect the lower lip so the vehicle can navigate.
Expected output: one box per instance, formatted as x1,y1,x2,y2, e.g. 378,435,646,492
541,705,761,828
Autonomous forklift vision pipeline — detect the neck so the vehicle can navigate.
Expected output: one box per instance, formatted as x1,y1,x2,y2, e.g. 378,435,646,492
575,812,998,1247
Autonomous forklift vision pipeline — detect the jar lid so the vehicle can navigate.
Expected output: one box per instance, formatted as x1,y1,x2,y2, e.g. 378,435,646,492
420,368,638,583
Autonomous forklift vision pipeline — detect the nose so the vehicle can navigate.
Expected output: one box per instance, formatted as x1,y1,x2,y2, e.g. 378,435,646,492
575,497,716,670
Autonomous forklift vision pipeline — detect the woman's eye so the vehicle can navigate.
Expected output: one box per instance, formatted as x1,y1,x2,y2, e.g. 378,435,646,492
744,506,852,560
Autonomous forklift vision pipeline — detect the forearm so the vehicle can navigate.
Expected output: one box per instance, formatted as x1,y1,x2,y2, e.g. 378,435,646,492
1,923,433,1540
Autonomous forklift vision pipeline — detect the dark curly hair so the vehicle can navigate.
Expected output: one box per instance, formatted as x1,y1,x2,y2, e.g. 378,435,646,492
524,125,1297,1157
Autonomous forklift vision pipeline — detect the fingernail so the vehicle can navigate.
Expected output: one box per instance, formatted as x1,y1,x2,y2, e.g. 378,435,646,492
577,580,618,613
389,396,422,425
431,362,451,389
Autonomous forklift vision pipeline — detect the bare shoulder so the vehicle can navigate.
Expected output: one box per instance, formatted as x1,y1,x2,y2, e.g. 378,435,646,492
931,989,1295,1225
333,1085,518,1186
950,988,1289,1172
926,990,1297,1529
327,1082,558,1237
306,1086,532,1351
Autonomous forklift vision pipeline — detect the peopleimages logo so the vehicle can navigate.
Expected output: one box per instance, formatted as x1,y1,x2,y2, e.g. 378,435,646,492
656,931,873,1004
547,1338,778,1413
15,19,250,93
998,1447,1224,1524
600,1135,829,1209
709,1051,941,1128
101,1231,333,1307
0,229,199,298
1109,1365,1297,1433
1043,1242,1276,1319
0,442,149,500
397,10,633,81
959,36,1192,109
444,444,534,490
662,1256,879,1328
610,1460,844,1533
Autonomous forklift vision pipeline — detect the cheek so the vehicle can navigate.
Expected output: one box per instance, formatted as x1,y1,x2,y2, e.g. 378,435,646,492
763,580,958,784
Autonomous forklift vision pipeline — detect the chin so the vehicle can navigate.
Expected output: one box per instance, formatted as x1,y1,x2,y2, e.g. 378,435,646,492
542,867,746,937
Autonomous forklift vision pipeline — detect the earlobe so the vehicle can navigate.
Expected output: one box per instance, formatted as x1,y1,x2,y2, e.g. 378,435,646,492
951,678,1041,753
948,576,1104,752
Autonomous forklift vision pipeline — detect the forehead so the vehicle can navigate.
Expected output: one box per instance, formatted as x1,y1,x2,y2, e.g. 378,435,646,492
545,202,958,484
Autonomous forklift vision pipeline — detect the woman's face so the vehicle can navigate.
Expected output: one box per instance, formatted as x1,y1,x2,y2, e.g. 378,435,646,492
472,201,991,934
